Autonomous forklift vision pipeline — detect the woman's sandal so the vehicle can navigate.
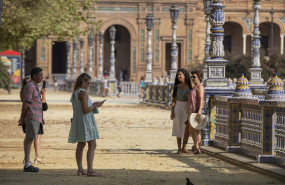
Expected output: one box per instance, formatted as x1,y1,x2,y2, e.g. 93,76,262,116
34,157,46,164
192,149,202,154
77,170,87,176
180,148,190,154
87,171,103,177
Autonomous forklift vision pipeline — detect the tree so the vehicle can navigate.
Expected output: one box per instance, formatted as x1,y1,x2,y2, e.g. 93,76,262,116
224,49,285,81
0,60,11,90
0,0,99,51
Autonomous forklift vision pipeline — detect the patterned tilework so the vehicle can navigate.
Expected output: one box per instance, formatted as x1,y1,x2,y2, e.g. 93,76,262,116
230,103,240,145
263,107,273,155
210,96,217,139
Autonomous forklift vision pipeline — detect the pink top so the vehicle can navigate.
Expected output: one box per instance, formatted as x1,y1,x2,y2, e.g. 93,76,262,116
188,85,200,114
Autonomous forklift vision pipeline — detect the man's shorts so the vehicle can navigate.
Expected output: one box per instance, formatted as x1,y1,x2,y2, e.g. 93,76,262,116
25,119,41,139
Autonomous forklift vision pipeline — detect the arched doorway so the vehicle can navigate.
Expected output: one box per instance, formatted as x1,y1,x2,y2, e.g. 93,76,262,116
103,25,131,81
224,22,243,55
259,22,281,56
165,43,181,74
52,42,67,74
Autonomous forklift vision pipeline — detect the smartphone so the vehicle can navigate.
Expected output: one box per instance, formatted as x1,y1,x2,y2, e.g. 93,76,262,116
42,80,46,89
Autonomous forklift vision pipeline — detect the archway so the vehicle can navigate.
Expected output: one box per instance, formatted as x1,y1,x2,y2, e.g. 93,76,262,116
224,22,243,55
103,25,131,81
52,42,67,74
260,22,281,55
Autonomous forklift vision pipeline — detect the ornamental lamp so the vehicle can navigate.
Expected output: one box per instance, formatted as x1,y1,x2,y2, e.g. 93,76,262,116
146,14,154,31
170,4,179,23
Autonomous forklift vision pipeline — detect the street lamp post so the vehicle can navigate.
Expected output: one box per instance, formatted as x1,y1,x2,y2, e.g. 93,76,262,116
170,4,179,82
79,38,84,74
270,8,274,54
145,14,154,83
97,31,104,80
109,26,116,80
66,42,71,79
88,31,94,77
72,40,77,79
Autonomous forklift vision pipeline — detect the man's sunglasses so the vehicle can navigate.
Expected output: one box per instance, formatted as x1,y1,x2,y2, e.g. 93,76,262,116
191,76,197,79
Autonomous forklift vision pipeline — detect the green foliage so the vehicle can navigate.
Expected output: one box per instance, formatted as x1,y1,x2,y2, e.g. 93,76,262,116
0,60,11,88
185,55,204,73
224,51,251,79
0,0,99,51
224,49,285,81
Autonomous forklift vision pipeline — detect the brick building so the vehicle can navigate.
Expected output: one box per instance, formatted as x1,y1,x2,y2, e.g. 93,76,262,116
25,0,285,82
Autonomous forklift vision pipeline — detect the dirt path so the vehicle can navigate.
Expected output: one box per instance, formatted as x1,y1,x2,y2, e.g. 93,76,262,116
0,89,283,185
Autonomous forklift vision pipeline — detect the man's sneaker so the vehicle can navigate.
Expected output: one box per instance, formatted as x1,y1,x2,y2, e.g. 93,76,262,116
24,165,39,172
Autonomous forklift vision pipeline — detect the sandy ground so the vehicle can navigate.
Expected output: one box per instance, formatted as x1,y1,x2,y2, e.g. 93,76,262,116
0,89,283,185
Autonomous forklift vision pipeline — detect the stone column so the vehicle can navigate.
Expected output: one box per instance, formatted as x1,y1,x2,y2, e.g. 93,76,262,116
109,26,116,80
88,32,94,76
79,38,84,74
97,31,104,80
242,34,247,55
169,5,179,82
21,47,25,81
281,34,284,55
72,40,77,79
204,0,229,87
145,24,153,83
249,0,266,89
66,42,71,79
203,7,211,81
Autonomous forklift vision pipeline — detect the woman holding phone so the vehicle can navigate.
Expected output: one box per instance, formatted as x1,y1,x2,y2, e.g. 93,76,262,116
68,73,104,177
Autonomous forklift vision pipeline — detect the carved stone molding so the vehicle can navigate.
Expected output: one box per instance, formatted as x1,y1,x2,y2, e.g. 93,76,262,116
185,19,194,26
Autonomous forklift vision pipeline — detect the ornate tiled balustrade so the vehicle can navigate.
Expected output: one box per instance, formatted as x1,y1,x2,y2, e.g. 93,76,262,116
144,84,172,106
213,96,230,149
276,107,285,159
64,79,140,96
212,95,285,165
65,79,105,95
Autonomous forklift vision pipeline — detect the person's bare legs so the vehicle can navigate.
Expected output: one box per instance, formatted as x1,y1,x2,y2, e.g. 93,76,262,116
197,130,202,153
86,140,102,176
24,136,33,164
191,128,198,151
33,134,45,164
181,123,190,153
76,142,86,173
189,124,195,150
176,137,182,154
192,130,202,154
102,89,105,97
87,140,96,172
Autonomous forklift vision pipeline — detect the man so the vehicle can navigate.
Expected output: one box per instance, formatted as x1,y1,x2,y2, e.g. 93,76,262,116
18,67,43,172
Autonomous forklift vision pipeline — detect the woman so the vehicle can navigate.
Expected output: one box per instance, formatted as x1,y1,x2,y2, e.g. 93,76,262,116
139,76,145,98
117,80,122,98
68,73,104,177
171,69,192,154
102,76,109,97
20,76,47,164
188,70,204,154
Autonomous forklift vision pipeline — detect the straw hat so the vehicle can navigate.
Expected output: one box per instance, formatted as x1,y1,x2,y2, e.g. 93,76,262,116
189,113,207,130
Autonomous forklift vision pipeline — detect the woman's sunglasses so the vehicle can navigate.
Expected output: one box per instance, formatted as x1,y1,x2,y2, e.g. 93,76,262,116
191,76,197,79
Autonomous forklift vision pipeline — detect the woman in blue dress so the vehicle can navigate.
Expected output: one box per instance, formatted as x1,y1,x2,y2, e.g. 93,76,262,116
68,73,104,177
